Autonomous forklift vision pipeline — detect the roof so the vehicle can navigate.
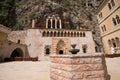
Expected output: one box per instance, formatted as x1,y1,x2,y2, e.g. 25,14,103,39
96,0,110,14
0,24,11,34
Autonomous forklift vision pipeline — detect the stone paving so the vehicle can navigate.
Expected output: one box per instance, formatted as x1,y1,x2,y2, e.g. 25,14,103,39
0,58,120,80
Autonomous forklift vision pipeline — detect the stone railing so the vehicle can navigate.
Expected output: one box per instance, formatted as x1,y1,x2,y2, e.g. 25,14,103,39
50,53,110,80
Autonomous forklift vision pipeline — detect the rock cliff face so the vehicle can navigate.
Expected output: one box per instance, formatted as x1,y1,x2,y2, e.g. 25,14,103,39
15,0,103,51
15,0,103,30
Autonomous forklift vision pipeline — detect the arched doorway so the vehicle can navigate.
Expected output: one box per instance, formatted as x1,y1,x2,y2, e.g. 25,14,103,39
10,48,23,57
56,40,66,54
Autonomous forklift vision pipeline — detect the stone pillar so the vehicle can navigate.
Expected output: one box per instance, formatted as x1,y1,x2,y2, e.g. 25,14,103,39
46,19,48,29
32,19,35,28
50,19,53,29
55,19,57,29
50,53,110,80
59,20,62,29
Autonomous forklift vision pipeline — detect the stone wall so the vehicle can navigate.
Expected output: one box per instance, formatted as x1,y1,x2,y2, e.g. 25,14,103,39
50,53,109,80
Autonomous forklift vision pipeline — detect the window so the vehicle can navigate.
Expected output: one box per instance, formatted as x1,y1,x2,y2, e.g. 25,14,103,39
108,3,112,10
45,45,50,55
111,0,115,7
116,15,120,24
101,25,106,32
17,40,20,44
108,0,115,10
99,12,103,18
82,44,87,53
112,18,117,25
45,48,50,55
103,25,106,31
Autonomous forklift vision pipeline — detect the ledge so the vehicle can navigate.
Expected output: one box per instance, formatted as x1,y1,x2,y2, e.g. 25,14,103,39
50,53,104,58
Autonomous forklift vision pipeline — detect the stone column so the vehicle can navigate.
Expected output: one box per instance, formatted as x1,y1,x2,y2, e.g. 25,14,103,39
50,19,53,29
32,19,35,28
59,19,62,29
55,19,57,29
46,19,48,29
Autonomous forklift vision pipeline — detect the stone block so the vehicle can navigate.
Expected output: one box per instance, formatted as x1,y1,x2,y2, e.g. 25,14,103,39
50,53,109,80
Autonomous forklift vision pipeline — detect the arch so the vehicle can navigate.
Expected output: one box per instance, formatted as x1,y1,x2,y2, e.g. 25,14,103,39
74,32,76,37
50,31,53,37
64,32,67,37
57,20,60,29
71,32,73,37
116,15,120,24
10,48,24,57
48,19,51,28
80,32,82,37
77,32,79,37
54,31,56,37
52,19,55,29
68,32,70,37
61,32,63,37
83,32,86,37
58,31,60,37
46,31,49,37
56,40,66,54
42,31,46,37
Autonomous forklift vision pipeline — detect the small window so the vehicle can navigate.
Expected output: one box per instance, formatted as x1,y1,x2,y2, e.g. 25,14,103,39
82,44,87,53
99,12,103,18
116,15,120,24
103,25,106,31
108,3,112,10
18,40,20,44
112,18,117,26
45,48,50,55
111,0,115,7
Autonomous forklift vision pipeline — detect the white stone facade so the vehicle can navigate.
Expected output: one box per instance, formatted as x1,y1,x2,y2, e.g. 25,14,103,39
8,29,95,60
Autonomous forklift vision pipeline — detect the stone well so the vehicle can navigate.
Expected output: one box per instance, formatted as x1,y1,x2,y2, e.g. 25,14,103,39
50,53,109,80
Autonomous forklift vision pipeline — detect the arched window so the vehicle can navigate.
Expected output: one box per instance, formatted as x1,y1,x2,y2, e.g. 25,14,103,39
45,45,50,55
108,3,112,10
54,32,56,37
115,37,120,47
57,20,60,29
116,15,120,24
47,31,49,37
64,32,67,37
83,32,86,37
18,40,20,44
112,39,117,48
80,32,82,37
50,32,53,37
111,0,115,7
74,32,76,37
108,40,112,48
71,32,73,37
61,32,63,37
82,44,87,53
103,25,106,31
77,32,79,37
112,18,117,25
58,32,60,37
53,19,55,29
43,31,46,37
48,19,51,28
68,32,70,37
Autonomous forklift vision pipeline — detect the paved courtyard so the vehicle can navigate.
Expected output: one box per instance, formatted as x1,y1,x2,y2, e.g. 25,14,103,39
0,57,120,80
